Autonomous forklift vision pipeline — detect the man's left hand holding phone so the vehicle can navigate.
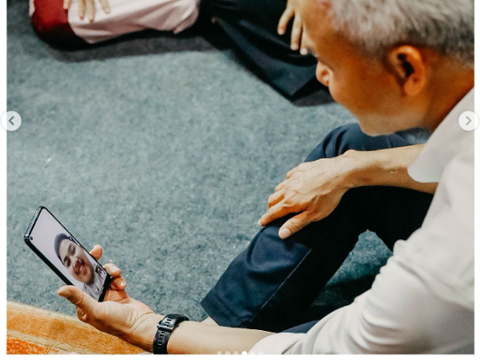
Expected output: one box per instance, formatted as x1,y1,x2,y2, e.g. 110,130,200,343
24,206,160,350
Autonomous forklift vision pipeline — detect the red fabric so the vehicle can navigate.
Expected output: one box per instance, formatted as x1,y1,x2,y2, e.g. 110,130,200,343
31,0,87,47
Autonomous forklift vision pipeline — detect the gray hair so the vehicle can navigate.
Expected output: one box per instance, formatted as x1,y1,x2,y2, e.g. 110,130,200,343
321,0,474,67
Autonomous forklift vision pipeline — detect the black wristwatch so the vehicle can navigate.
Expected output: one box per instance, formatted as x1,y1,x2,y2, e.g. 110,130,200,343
153,314,190,354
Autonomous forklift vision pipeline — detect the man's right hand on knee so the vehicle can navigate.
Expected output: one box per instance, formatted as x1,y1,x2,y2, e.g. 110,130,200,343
258,145,435,239
258,151,359,239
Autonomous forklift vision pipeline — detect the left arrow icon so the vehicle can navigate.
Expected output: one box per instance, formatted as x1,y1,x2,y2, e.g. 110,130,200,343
1,111,22,131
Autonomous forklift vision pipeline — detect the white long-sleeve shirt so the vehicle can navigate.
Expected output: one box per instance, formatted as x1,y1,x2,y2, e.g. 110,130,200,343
250,89,474,354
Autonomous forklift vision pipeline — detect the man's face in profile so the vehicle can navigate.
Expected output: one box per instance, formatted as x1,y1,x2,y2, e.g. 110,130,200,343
300,0,430,135
58,239,94,284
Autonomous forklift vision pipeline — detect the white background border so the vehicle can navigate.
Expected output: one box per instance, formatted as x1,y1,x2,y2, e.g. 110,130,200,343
0,1,479,358
1,0,7,355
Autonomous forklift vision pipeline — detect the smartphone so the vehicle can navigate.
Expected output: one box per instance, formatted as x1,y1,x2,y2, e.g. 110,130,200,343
24,206,113,302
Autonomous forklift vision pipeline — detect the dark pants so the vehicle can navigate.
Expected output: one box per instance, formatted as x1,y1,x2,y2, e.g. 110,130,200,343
202,0,318,97
201,123,433,333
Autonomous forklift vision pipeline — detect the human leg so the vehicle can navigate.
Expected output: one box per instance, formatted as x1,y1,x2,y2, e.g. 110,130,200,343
201,123,433,332
201,0,318,97
30,0,200,47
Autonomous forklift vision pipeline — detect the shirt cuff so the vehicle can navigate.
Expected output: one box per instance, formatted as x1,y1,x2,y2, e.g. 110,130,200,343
249,333,305,354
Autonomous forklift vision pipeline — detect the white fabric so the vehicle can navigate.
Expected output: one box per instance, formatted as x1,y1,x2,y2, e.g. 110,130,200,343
250,89,475,354
408,90,475,182
67,0,200,43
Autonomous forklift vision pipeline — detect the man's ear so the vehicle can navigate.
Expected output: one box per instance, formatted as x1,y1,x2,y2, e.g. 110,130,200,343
386,46,427,95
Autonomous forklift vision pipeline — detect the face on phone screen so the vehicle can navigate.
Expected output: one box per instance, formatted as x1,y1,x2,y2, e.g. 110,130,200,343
27,208,109,301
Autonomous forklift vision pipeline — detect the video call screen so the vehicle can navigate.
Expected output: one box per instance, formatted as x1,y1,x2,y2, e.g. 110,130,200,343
27,208,108,301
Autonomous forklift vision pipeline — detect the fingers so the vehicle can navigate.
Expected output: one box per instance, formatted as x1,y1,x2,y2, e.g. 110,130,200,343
286,166,299,179
290,15,303,51
58,286,87,305
89,249,126,290
300,27,308,55
104,263,121,277
98,0,110,13
78,0,86,19
258,201,292,227
268,191,284,208
287,162,311,179
63,0,72,10
111,276,127,290
58,286,97,321
77,307,88,322
275,180,287,192
58,286,97,324
85,0,95,21
104,263,127,289
89,245,103,261
278,212,311,239
278,7,294,35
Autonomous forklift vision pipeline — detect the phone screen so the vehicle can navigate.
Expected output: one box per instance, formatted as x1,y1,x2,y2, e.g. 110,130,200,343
25,207,111,302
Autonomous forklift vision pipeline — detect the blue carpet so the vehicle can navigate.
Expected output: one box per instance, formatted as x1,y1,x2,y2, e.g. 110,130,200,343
7,0,392,322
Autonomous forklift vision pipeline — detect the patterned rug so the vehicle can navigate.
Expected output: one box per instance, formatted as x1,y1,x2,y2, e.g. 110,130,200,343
6,301,145,354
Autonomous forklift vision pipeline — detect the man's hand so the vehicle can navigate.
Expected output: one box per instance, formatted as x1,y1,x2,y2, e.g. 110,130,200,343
63,0,110,22
57,245,162,351
278,0,308,54
258,154,357,239
58,247,275,354
258,145,437,240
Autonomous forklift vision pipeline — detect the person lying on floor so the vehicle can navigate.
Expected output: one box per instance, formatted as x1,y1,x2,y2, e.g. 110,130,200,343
29,0,316,97
58,0,474,354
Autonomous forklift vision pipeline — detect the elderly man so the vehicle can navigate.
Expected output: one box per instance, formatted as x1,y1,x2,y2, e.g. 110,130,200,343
58,0,474,354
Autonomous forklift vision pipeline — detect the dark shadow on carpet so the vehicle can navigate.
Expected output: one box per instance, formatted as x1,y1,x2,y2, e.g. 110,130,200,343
45,22,233,63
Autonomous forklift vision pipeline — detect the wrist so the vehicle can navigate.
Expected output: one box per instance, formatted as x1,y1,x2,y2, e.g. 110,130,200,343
124,313,164,352
153,314,190,354
340,149,379,188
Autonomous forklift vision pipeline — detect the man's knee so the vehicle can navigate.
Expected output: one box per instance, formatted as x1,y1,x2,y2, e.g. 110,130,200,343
305,124,364,161
306,123,408,161
30,0,85,47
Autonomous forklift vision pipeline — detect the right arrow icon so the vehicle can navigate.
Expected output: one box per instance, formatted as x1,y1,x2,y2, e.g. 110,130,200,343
459,111,478,131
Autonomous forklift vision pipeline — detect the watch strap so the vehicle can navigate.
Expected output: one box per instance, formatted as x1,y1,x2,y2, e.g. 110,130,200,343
153,314,189,354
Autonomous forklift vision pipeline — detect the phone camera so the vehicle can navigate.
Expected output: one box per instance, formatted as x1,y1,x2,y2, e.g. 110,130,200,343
29,236,33,241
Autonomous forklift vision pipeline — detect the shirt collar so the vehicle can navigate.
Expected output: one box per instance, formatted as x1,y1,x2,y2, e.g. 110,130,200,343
408,88,474,183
